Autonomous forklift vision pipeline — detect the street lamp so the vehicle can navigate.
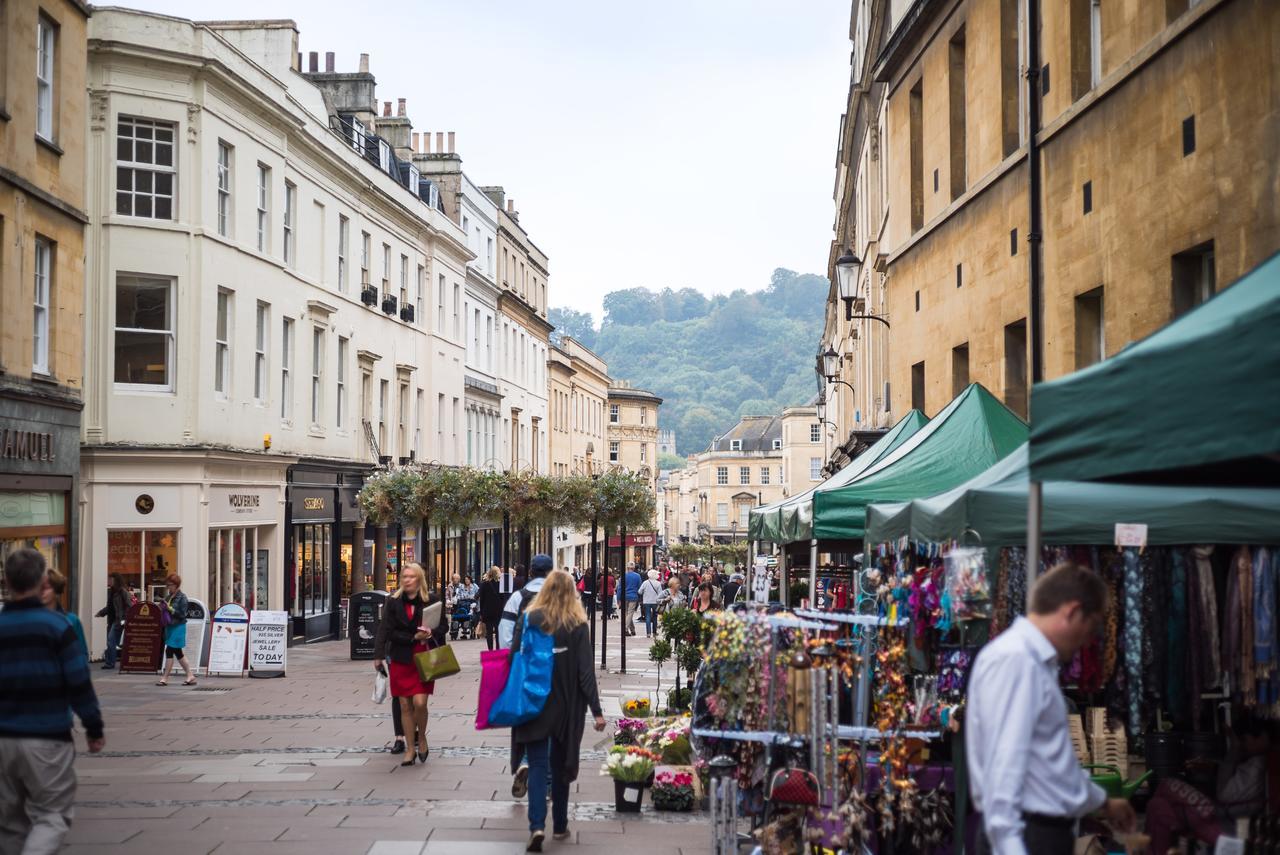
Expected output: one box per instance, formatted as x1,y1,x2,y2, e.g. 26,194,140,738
835,248,891,329
816,396,827,423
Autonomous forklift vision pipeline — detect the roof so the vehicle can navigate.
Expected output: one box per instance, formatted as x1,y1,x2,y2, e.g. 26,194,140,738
607,384,663,405
708,415,782,453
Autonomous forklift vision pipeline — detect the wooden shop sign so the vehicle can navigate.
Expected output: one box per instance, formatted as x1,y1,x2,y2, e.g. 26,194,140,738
119,601,164,673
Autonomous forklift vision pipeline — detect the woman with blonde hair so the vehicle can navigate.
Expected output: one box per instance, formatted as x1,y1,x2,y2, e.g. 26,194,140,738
510,570,606,851
380,562,447,766
477,565,504,650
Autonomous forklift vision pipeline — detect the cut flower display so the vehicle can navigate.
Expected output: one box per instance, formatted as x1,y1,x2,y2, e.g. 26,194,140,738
600,746,660,783
651,768,696,811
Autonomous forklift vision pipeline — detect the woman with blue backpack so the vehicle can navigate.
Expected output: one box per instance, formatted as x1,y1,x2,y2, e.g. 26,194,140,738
508,570,605,852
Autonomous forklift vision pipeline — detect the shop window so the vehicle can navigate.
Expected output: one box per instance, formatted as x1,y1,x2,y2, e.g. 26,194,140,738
106,530,178,605
0,491,69,605
114,275,175,390
208,528,258,611
293,523,331,617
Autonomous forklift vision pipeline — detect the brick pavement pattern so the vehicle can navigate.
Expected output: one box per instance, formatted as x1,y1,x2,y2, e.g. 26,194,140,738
66,614,711,854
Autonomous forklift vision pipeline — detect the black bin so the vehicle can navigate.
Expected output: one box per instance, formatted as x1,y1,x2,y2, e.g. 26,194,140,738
349,590,388,660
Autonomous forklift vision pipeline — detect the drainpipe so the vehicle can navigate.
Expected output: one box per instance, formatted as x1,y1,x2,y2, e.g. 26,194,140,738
1026,0,1045,606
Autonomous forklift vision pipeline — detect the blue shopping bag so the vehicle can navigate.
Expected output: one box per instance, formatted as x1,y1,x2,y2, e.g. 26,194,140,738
487,613,553,727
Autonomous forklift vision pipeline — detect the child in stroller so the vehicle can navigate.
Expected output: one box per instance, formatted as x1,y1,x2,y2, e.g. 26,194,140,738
449,598,478,640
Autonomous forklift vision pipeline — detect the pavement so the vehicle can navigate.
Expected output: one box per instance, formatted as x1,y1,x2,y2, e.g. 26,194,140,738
66,612,710,855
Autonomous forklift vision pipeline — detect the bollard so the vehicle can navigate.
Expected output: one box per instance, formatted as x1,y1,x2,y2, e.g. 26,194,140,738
708,754,738,855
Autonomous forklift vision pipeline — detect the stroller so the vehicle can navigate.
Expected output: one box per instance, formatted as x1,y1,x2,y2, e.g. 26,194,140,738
449,598,478,640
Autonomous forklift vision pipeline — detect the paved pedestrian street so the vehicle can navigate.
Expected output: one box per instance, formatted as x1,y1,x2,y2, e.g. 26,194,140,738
69,620,709,855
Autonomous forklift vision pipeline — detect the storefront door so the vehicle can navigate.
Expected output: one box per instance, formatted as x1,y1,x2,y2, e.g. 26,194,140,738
0,490,69,605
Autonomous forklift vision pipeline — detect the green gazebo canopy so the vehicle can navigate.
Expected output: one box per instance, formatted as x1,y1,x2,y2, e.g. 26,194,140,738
1030,251,1280,483
812,384,1027,541
748,410,928,544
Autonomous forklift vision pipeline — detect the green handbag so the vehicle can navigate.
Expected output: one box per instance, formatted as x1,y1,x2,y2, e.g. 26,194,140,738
414,643,461,682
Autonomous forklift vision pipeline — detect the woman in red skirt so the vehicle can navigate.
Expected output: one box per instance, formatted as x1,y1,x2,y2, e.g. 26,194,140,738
382,562,448,766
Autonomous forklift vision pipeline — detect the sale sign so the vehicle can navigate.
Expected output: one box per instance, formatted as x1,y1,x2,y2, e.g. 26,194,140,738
248,610,288,678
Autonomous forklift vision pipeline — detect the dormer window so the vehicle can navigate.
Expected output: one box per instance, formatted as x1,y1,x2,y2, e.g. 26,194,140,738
730,439,742,451
772,439,782,450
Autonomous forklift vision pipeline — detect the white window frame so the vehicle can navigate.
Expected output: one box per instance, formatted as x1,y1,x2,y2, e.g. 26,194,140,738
640,407,647,426
256,164,270,252
310,327,323,427
36,16,55,141
761,466,771,485
280,318,294,422
216,141,232,237
416,265,425,325
400,254,409,308
810,424,821,443
609,440,619,463
283,181,296,265
729,439,741,451
716,466,728,486
716,503,729,527
360,231,371,289
336,337,348,430
739,466,750,486
214,289,231,397
382,243,391,296
116,117,176,220
337,215,349,292
437,273,446,331
114,275,176,393
609,403,619,424
810,457,822,481
32,238,51,374
253,302,268,403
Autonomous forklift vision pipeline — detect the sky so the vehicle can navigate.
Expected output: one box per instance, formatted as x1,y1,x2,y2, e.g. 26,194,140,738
130,0,851,321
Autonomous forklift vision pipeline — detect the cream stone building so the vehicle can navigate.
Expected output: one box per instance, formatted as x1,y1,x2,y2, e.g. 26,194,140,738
606,382,661,566
686,416,786,546
547,335,610,568
0,0,90,609
779,403,825,494
825,0,1280,460
80,10,472,646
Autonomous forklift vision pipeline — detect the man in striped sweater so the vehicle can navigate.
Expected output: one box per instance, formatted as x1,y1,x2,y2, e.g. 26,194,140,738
0,547,105,855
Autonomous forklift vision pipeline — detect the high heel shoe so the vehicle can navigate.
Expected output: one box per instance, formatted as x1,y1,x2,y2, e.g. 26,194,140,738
417,744,429,762
399,754,416,767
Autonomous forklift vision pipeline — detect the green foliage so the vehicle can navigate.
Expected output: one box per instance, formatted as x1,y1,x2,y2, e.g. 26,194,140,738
648,638,672,665
547,307,597,349
788,580,810,605
666,687,693,712
554,269,826,454
656,452,687,471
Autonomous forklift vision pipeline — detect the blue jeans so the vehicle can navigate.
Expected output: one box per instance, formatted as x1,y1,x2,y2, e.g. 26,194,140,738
525,737,569,833
104,621,123,667
642,604,658,636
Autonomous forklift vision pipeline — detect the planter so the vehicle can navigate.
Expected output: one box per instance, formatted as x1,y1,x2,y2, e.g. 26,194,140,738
652,791,694,812
613,779,645,813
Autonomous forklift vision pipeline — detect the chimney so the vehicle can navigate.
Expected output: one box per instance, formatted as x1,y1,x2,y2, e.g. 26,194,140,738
435,132,444,152
296,52,302,71
308,51,318,72
383,101,392,117
397,98,406,117
325,51,335,72
507,199,515,212
412,132,420,152
447,131,455,153
422,132,431,153
358,53,370,73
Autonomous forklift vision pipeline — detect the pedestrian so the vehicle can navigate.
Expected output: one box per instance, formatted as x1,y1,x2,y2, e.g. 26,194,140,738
42,569,86,656
156,574,196,687
382,562,448,766
639,570,664,637
0,547,105,855
498,554,554,798
458,575,479,603
721,572,743,608
446,573,462,607
658,576,686,613
513,564,528,591
692,582,717,616
620,564,642,636
700,570,721,607
510,570,606,852
576,567,596,616
372,603,407,756
95,573,131,669
599,571,616,618
967,563,1136,855
477,566,504,651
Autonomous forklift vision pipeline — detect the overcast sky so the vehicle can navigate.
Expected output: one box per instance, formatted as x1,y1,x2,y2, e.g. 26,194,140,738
132,0,850,321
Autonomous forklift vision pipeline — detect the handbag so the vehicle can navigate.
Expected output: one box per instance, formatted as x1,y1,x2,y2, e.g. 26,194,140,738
372,670,388,704
767,767,820,806
414,643,461,682
487,613,554,727
475,620,487,637
475,648,512,730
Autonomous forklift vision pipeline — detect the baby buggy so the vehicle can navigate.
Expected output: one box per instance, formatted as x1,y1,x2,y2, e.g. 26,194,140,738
449,598,478,640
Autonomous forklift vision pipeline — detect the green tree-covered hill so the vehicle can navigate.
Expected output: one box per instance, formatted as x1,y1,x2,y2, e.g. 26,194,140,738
550,269,826,457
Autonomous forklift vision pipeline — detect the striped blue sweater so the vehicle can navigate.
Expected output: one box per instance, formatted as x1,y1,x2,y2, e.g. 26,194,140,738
0,597,104,740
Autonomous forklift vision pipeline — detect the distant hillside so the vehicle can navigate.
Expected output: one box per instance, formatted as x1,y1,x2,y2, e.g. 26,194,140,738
550,269,826,456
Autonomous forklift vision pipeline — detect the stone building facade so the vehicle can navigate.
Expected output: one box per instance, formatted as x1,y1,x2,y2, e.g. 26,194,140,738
548,335,610,569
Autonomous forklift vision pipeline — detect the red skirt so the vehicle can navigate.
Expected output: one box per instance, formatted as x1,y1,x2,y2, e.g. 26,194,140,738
390,649,435,698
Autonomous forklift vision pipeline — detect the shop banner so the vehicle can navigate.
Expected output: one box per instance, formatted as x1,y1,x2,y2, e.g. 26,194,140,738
185,598,209,671
248,610,288,678
752,557,770,604
120,601,164,673
349,590,388,660
208,603,249,676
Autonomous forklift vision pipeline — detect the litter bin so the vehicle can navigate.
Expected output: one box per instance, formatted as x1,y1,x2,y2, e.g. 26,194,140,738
349,590,388,660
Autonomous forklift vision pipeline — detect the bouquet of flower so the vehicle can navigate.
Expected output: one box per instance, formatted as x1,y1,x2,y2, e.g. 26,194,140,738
622,696,651,718
613,717,649,747
651,769,696,811
600,746,660,784
645,717,693,765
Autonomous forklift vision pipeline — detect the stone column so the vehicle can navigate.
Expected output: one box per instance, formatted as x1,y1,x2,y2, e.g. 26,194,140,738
373,525,388,591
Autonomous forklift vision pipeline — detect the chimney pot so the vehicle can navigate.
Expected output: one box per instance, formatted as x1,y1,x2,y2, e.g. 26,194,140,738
435,132,444,152
447,131,455,153
295,52,302,71
412,132,420,152
325,51,335,72
423,132,431,153
308,51,318,72
383,101,392,117
358,53,370,73
397,98,406,117
507,199,514,212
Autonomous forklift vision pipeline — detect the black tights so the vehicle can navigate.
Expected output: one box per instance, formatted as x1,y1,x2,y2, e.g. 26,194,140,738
392,694,404,738
485,621,499,650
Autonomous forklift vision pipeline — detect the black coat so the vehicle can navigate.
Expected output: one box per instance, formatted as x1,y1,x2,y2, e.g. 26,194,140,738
477,579,504,623
382,593,448,664
511,613,602,782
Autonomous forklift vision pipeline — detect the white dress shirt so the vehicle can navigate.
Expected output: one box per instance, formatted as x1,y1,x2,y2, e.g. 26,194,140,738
965,616,1106,855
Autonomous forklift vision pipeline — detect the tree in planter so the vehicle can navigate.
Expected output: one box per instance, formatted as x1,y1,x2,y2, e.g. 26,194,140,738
648,638,672,707
658,607,705,712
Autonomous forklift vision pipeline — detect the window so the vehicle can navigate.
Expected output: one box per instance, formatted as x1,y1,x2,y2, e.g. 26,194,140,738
416,265,425,323
739,466,750,485
909,80,924,233
1000,0,1020,156
336,337,347,429
381,244,391,295
398,383,408,458
116,118,176,220
280,318,293,421
486,237,494,274
378,380,389,451
32,238,51,374
36,16,55,141
1172,241,1215,318
761,466,771,485
414,390,423,457
716,503,729,527
437,274,446,330
640,407,647,426
216,142,232,237
609,404,619,423
1070,0,1101,96
739,504,750,529
1182,115,1196,157
609,440,620,463
255,165,269,250
360,231,371,288
254,302,268,402
399,254,409,308
1004,319,1028,419
809,424,821,443
1074,287,1105,368
911,361,926,411
716,466,728,486
114,276,174,389
772,438,782,451
640,444,647,463
948,27,966,200
809,458,822,481
337,215,349,292
214,290,230,396
952,343,970,397
282,182,296,264
310,328,324,425
453,283,460,337
436,394,445,458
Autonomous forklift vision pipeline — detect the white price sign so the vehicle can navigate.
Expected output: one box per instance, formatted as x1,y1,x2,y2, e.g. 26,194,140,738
1114,523,1148,549
249,610,288,677
207,603,249,676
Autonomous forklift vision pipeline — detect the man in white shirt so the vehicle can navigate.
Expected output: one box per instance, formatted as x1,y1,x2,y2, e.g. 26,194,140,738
967,563,1136,855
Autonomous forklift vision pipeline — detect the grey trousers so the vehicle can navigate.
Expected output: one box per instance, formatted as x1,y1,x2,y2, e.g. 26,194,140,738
0,737,77,855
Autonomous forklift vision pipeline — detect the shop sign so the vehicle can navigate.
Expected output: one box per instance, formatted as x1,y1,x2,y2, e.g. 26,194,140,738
349,590,388,660
210,486,278,525
0,427,56,462
606,531,657,548
185,598,208,670
248,610,288,677
120,601,164,673
208,603,250,675
291,489,333,522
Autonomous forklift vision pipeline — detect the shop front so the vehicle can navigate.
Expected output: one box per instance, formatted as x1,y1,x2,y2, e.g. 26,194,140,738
286,462,368,642
0,396,80,608
206,485,279,613
606,530,657,570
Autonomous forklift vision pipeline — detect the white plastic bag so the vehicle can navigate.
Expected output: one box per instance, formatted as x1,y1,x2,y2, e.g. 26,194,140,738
372,670,388,704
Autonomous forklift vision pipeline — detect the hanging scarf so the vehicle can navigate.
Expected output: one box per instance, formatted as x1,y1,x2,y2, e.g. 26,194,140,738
1228,546,1256,705
1144,549,1168,713
1166,549,1188,726
1005,547,1028,627
1254,547,1278,709
1192,546,1222,690
1123,547,1144,736
1185,548,1206,730
992,549,1011,636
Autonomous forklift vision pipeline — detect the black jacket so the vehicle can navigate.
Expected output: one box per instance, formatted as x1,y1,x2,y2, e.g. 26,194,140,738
511,613,602,782
382,593,448,664
477,579,504,623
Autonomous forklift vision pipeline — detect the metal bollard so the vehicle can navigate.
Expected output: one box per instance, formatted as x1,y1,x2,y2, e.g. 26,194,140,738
708,754,738,855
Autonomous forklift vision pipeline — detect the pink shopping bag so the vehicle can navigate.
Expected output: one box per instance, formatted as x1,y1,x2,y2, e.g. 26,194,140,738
476,648,512,730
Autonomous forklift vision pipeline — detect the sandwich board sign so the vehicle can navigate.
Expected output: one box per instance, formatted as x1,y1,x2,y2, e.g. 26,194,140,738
207,603,249,676
248,610,288,678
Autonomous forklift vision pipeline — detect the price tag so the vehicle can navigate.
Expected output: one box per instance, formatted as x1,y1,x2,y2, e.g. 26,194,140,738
1114,523,1148,549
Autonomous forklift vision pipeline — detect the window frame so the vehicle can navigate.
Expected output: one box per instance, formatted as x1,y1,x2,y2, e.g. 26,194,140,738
36,15,56,142
716,466,728,486
360,231,371,288
32,237,52,375
336,336,348,430
609,403,619,424
280,317,294,422
283,181,296,265
310,327,324,427
216,141,232,237
214,289,231,397
116,117,177,221
337,215,349,292
810,423,821,443
253,302,268,403
609,440,620,463
256,164,270,252
739,465,750,486
810,457,822,481
113,274,176,393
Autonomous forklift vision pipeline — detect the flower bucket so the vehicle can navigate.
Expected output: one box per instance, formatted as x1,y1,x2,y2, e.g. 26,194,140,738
613,779,645,813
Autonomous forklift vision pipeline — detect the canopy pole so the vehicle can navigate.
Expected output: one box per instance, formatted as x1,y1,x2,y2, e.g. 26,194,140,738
748,540,757,599
808,538,818,609
1026,480,1042,612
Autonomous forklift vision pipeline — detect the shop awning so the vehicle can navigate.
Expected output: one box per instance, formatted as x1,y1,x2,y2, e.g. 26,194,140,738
866,442,1280,546
748,410,928,544
1029,251,1280,483
812,384,1027,541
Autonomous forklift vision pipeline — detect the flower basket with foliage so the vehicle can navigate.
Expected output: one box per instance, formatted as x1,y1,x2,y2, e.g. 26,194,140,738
621,696,651,718
613,718,649,747
600,746,659,784
651,769,696,811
